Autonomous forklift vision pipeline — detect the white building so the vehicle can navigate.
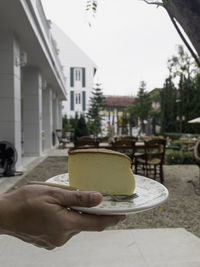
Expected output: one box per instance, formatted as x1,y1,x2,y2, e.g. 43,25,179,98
50,23,97,118
0,0,67,170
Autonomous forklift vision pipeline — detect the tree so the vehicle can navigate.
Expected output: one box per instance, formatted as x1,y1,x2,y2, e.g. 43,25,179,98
74,115,89,141
87,82,105,137
87,1,200,67
164,45,200,133
127,81,152,133
167,45,198,80
142,0,200,67
149,88,161,134
160,76,177,133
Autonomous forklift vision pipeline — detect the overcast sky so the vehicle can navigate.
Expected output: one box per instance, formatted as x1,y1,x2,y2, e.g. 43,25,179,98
41,0,185,96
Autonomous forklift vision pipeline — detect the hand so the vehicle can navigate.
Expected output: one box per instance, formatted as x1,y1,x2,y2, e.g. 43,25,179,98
0,185,125,250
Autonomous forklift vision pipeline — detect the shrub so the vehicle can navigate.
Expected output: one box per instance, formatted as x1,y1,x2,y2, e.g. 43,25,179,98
170,139,181,148
163,132,183,140
164,150,194,164
182,152,195,164
74,116,89,141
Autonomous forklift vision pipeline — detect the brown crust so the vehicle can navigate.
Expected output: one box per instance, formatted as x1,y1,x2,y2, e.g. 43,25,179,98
69,148,131,163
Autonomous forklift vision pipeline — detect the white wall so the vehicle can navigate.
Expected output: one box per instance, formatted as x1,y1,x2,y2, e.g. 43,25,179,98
51,23,96,118
0,32,22,169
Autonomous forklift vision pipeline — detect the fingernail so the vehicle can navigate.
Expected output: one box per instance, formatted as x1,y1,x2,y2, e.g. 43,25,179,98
90,192,102,204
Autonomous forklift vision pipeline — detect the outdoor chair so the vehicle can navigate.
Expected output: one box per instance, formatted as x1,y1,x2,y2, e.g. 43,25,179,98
188,140,200,195
55,129,69,149
73,137,99,150
194,140,200,181
78,136,94,141
111,139,136,165
114,136,138,142
135,139,166,183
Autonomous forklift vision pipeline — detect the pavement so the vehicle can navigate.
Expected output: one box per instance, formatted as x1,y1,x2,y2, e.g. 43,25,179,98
0,148,68,194
1,148,200,266
0,229,200,267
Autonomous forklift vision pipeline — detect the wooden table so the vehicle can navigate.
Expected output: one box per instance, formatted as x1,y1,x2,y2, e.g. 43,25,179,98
66,142,145,151
180,138,196,151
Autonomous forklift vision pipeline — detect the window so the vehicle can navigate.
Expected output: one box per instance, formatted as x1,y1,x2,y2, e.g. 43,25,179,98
75,93,81,104
75,68,81,81
78,93,81,104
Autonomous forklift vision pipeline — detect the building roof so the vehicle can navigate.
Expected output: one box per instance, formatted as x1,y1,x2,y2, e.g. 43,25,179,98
104,96,136,108
51,22,97,71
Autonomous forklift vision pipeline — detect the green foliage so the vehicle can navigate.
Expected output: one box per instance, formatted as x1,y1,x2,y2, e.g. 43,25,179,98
62,115,73,136
167,45,198,79
160,76,178,133
74,115,89,141
163,132,183,140
163,132,200,140
86,0,97,12
85,0,98,26
170,139,181,148
165,150,194,164
160,45,200,134
121,112,129,135
126,81,152,133
87,82,105,137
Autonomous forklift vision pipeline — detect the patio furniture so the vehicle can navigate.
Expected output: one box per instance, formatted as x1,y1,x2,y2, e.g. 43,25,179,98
180,137,196,151
135,139,166,183
114,136,138,142
73,137,99,150
55,129,69,149
192,140,200,195
111,139,135,165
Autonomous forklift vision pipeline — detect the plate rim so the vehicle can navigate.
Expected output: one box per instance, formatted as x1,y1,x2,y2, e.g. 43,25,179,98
46,173,169,215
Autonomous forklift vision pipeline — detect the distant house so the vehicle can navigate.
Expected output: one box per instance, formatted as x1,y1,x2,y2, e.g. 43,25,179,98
0,0,67,170
102,96,136,136
50,23,97,118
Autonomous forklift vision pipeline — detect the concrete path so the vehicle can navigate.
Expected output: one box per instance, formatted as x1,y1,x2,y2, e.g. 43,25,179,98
1,149,200,266
0,228,200,267
0,147,68,194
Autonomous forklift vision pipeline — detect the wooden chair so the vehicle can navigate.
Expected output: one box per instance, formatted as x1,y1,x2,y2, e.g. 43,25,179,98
189,140,200,195
194,140,200,181
74,137,99,149
111,139,135,165
114,136,138,142
135,139,166,183
55,129,69,149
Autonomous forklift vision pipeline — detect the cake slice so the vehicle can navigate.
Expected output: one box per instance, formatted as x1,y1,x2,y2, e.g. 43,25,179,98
68,148,135,195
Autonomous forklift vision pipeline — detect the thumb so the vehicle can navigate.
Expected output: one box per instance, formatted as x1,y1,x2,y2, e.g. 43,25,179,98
54,189,103,207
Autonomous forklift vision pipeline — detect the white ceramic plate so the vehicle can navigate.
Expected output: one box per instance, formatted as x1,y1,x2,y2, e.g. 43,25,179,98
46,173,169,215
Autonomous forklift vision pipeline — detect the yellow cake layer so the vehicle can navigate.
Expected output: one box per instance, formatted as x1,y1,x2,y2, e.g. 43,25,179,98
68,149,135,195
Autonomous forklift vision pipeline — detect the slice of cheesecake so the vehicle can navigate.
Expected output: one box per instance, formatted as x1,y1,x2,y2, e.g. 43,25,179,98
68,148,135,195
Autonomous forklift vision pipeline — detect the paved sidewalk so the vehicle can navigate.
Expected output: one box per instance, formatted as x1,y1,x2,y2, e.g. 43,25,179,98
0,148,68,194
0,228,200,267
1,149,200,266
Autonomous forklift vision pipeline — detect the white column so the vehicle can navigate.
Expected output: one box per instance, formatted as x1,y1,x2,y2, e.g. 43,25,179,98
52,95,59,130
42,88,53,151
22,67,42,156
0,32,22,169
58,101,63,129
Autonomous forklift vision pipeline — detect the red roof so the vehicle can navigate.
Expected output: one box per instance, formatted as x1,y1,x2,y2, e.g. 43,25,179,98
104,96,136,108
